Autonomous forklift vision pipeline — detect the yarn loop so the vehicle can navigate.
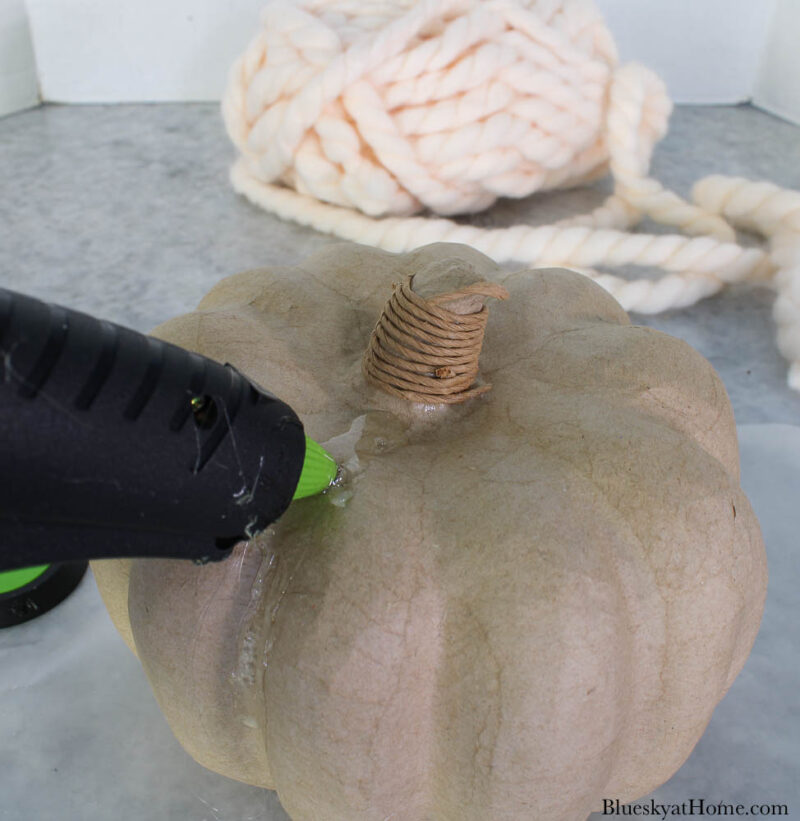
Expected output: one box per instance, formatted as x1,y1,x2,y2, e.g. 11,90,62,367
223,0,800,390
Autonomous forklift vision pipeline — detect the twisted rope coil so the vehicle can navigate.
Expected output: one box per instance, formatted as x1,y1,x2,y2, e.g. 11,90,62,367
223,0,800,390
363,276,508,403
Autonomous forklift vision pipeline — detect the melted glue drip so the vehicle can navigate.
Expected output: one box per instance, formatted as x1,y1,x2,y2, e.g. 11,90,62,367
236,632,257,686
230,539,278,686
322,415,367,477
319,411,413,508
319,415,366,508
327,487,353,508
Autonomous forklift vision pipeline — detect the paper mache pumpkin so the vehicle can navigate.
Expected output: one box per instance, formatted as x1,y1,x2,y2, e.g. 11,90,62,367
94,242,766,821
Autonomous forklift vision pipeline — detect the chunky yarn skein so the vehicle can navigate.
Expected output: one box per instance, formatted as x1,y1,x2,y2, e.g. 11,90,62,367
223,0,800,390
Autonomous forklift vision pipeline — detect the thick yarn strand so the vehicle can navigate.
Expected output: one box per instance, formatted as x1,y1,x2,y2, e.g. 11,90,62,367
223,0,800,390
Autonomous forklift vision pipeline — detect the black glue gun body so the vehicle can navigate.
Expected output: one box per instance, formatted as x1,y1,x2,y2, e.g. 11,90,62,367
0,287,306,571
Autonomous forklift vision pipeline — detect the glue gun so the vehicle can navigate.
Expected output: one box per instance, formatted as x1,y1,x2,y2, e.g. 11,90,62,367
0,286,338,574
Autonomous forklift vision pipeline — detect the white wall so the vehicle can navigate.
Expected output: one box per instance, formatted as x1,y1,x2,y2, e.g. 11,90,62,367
24,0,780,106
0,0,39,117
24,0,265,103
753,0,800,126
596,0,775,104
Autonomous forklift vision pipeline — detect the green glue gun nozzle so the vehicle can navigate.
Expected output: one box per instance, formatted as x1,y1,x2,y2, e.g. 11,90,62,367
0,285,343,583
293,436,338,500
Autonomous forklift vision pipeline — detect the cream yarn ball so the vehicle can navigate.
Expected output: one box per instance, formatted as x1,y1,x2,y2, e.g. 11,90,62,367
223,0,800,390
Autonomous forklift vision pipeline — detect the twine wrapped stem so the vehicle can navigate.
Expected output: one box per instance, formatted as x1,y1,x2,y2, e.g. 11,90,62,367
363,275,508,404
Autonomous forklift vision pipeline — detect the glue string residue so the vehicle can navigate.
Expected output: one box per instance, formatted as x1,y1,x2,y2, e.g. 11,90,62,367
222,0,800,390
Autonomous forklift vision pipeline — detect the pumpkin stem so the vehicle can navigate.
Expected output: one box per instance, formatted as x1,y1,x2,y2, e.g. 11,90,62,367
363,273,508,404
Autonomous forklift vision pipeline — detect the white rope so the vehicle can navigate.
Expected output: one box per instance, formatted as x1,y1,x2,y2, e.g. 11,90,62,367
222,0,800,390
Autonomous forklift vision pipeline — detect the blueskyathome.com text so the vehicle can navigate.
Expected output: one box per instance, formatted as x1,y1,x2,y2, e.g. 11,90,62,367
602,798,788,818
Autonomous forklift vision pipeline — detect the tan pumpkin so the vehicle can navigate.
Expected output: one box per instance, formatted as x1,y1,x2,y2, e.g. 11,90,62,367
93,242,767,821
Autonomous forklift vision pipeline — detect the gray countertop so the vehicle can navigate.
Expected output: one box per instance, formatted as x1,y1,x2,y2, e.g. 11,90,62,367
1,102,799,423
0,102,798,820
